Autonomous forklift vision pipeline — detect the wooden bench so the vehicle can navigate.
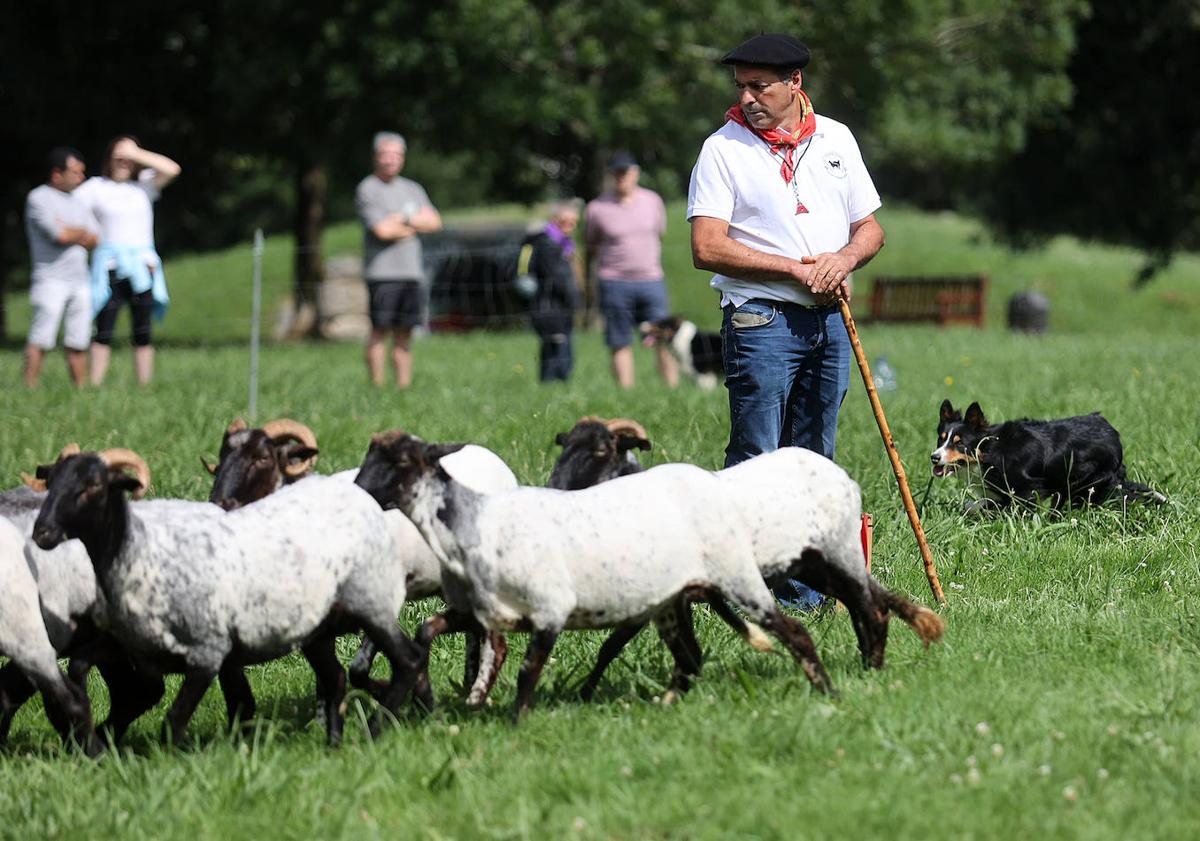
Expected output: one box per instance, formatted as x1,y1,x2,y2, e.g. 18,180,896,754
866,275,988,327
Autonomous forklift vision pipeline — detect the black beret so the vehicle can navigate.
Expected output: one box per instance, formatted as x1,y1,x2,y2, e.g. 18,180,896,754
721,33,811,69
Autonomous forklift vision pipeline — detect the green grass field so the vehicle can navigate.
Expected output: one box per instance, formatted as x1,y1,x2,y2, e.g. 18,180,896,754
1,204,1197,840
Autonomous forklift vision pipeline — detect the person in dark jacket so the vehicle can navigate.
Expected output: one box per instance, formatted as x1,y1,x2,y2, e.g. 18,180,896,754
521,200,582,381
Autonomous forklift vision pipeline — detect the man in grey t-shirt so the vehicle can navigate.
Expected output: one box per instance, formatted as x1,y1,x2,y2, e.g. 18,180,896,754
354,132,442,388
24,147,97,387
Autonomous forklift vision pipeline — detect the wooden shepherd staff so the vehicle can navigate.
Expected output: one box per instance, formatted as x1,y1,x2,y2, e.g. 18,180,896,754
838,298,947,605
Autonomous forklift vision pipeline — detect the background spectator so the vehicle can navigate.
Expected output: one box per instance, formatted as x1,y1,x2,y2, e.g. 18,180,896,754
354,131,443,389
521,199,582,382
75,135,180,386
23,147,96,387
586,152,678,390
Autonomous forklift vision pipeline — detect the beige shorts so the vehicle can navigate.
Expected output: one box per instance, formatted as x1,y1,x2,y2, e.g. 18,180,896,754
28,279,92,351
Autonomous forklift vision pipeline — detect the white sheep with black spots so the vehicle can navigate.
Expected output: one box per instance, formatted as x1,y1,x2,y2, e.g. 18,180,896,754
353,432,838,720
0,514,100,754
31,448,422,746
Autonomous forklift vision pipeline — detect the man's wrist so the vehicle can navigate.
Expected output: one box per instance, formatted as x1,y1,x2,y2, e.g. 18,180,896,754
837,246,861,271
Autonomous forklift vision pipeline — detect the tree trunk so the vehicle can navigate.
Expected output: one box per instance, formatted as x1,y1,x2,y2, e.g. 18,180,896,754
292,162,327,338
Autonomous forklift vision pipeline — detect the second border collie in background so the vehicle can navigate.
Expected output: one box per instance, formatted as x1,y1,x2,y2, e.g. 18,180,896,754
930,399,1165,510
642,316,724,389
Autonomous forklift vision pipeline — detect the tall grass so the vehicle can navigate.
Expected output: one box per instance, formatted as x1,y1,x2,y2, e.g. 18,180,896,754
0,203,1196,840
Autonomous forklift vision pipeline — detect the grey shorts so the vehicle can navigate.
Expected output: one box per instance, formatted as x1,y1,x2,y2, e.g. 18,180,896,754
599,278,670,349
28,279,92,350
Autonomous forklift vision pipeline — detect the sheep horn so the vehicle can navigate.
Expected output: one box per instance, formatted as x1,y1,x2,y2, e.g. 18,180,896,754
226,418,248,436
98,448,151,500
371,429,410,448
604,418,649,442
18,443,83,491
261,418,319,478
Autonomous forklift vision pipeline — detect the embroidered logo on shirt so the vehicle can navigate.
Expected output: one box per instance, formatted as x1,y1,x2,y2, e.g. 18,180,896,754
823,153,847,178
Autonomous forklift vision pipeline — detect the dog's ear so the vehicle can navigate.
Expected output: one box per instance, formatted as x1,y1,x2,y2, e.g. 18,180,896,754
939,399,960,423
964,402,988,429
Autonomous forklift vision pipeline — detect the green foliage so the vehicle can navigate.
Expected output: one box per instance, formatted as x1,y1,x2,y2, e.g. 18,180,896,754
0,0,1091,304
976,0,1200,280
1,205,1198,837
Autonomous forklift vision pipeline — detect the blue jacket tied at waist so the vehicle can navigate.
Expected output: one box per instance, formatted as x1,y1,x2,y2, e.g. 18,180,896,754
91,243,170,320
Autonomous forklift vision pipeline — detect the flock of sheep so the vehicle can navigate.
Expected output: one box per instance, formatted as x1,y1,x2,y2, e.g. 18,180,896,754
0,416,943,756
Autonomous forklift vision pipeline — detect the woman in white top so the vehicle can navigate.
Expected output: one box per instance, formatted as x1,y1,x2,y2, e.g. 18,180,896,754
75,135,180,386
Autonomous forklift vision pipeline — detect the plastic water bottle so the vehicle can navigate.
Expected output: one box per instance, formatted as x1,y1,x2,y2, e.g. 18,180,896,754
874,356,897,392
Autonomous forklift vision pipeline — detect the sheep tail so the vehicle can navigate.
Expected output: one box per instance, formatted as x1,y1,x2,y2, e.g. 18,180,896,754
876,584,944,646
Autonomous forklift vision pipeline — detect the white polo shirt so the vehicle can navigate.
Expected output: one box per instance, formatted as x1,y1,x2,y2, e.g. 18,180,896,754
687,114,881,307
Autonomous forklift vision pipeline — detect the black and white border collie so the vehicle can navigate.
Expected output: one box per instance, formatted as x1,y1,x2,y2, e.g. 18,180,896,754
931,399,1164,510
642,316,724,390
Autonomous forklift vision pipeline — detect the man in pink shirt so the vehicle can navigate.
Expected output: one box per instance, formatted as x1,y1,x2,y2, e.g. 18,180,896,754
585,152,679,389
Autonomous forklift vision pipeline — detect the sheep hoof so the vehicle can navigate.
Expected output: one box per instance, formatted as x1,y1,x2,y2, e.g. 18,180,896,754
661,690,679,706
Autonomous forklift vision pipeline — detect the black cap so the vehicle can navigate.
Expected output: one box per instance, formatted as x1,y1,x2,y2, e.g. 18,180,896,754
607,150,638,172
721,33,811,69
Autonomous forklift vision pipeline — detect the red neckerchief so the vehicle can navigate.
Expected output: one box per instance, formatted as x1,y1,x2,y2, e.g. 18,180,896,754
724,90,816,184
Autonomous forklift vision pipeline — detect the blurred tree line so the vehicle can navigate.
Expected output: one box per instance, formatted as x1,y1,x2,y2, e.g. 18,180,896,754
1,0,1196,338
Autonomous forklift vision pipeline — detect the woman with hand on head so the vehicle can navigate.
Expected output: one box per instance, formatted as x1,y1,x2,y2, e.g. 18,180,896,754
75,135,180,386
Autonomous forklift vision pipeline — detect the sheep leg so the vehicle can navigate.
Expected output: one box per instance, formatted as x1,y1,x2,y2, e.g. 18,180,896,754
717,582,835,695
466,631,507,708
162,668,216,747
784,545,943,671
359,619,424,736
653,599,703,701
462,628,482,693
301,636,347,746
416,609,491,704
761,610,834,694
61,633,165,746
578,623,645,702
347,638,375,684
0,664,37,745
35,670,103,757
350,635,433,717
218,664,257,728
513,628,559,723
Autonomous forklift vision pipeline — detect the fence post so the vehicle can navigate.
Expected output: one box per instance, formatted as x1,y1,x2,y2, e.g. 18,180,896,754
248,228,264,421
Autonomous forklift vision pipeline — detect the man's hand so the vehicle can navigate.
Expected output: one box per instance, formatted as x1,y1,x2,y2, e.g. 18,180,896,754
801,252,856,296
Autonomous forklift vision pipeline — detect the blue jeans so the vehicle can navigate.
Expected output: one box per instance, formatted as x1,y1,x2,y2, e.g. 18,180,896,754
721,299,851,610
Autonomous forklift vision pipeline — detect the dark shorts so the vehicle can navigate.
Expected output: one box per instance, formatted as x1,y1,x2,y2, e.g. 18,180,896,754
599,278,670,349
367,279,424,329
94,274,154,347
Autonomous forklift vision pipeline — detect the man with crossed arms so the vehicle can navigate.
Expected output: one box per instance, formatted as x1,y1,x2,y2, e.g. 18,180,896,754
688,33,884,608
